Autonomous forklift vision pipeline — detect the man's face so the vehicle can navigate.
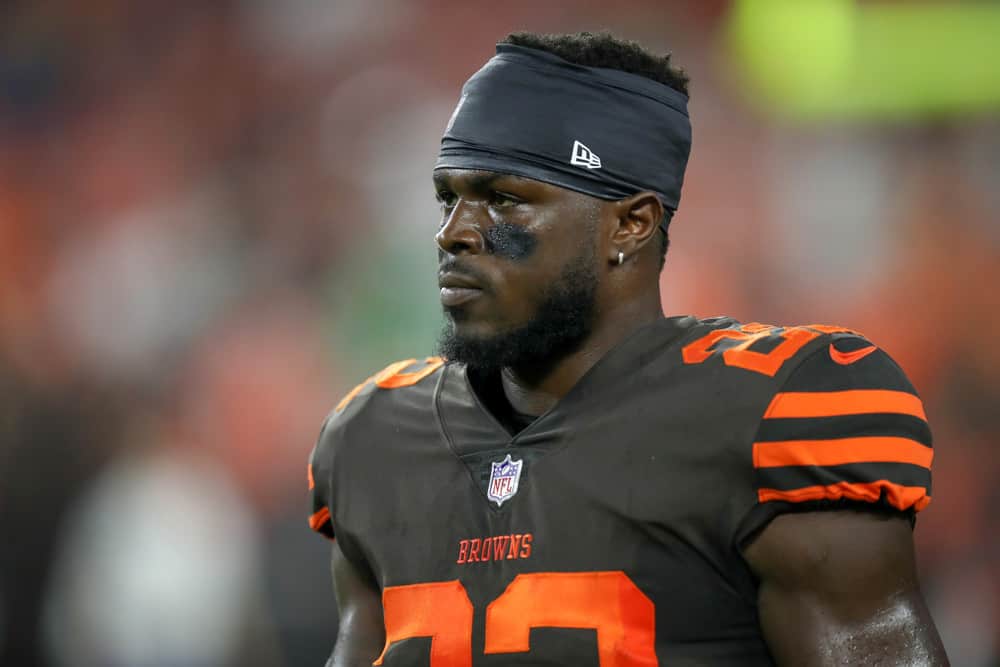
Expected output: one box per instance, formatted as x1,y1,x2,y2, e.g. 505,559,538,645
433,168,605,372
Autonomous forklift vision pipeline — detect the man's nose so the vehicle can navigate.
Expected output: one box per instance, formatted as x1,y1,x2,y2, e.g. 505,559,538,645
435,200,486,256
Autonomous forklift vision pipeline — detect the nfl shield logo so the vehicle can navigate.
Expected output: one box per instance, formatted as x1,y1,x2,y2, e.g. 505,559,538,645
487,454,523,507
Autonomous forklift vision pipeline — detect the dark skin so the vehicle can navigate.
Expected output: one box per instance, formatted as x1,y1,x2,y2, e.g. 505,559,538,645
327,169,949,666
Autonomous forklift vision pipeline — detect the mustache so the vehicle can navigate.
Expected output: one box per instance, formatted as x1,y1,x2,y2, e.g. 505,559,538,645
437,256,491,290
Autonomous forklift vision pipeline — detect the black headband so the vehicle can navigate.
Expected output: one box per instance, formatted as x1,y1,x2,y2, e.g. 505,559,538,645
435,43,692,219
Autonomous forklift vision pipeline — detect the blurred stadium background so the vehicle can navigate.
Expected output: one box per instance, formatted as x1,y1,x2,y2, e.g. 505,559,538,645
0,0,997,665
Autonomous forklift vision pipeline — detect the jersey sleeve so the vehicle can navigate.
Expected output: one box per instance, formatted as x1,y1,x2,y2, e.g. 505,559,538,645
306,406,378,582
737,334,933,543
307,414,336,540
306,356,446,543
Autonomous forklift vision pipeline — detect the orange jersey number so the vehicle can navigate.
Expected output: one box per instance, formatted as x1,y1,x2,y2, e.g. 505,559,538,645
682,323,856,377
377,571,657,666
375,580,474,666
335,357,445,412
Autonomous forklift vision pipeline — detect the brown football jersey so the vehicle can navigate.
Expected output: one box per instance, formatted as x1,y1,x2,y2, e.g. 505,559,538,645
308,316,932,666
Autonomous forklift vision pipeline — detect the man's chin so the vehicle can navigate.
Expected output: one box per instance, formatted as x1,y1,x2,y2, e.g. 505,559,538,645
436,325,507,372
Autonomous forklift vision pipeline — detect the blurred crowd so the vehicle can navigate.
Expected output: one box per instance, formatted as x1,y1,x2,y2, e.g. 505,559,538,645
0,1,996,665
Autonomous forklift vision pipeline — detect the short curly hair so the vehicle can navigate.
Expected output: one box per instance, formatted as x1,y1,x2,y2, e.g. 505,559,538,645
500,31,689,96
499,31,687,266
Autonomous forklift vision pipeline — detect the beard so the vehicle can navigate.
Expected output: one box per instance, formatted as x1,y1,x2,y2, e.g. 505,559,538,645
436,249,598,376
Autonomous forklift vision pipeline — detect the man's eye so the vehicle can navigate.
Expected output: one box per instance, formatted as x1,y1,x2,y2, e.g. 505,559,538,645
489,191,521,208
437,191,457,208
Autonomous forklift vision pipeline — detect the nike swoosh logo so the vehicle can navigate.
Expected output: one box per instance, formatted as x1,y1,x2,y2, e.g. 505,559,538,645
829,343,877,365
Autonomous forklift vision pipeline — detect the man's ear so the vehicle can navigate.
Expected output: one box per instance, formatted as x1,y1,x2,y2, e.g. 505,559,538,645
607,191,664,263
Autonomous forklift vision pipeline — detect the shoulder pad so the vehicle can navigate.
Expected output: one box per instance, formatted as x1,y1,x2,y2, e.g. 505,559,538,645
332,356,445,416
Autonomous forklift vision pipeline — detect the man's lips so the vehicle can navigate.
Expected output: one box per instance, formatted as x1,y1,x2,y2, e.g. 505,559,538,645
439,272,484,307
440,286,482,306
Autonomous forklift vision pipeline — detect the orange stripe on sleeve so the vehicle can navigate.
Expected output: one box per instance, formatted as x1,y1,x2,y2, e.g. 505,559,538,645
765,390,927,421
754,436,933,469
309,506,331,532
758,481,931,513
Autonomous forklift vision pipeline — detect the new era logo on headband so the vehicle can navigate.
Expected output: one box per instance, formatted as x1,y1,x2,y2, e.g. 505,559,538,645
570,140,602,169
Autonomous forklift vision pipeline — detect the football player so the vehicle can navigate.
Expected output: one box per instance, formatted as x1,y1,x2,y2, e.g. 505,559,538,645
309,32,948,666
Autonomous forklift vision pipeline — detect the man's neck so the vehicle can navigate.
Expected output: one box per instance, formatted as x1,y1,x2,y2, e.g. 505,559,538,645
501,298,663,416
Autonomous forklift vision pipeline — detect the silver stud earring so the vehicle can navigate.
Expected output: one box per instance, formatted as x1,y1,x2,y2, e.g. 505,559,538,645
617,251,624,266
